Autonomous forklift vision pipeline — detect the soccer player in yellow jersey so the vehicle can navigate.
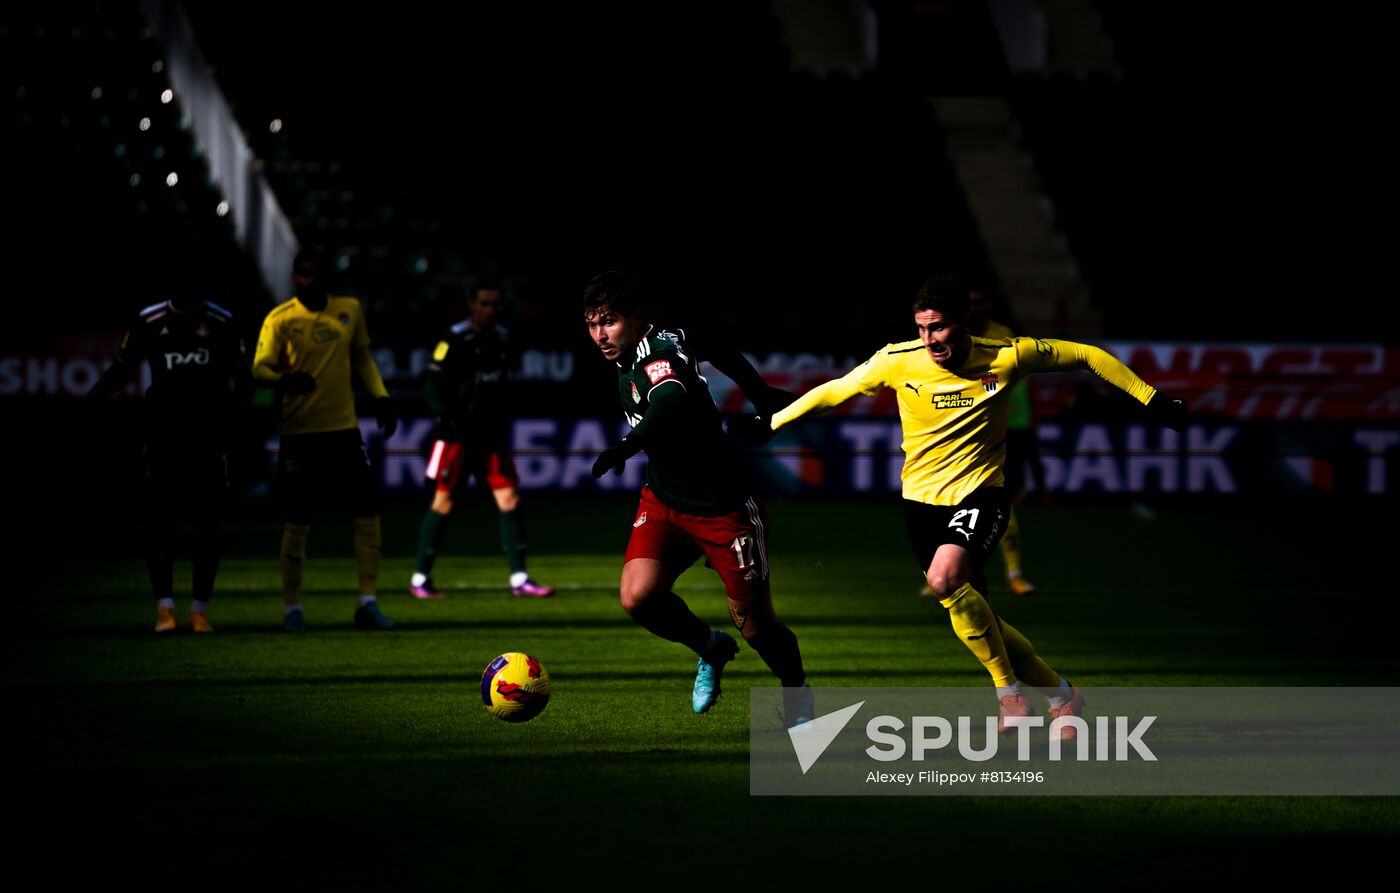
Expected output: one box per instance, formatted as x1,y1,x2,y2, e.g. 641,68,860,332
754,274,1187,737
918,286,1041,597
252,247,399,632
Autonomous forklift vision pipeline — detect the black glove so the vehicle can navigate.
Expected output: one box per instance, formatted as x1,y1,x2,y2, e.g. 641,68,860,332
279,372,316,396
1146,391,1188,432
727,414,775,447
592,437,641,478
374,397,398,438
753,386,799,418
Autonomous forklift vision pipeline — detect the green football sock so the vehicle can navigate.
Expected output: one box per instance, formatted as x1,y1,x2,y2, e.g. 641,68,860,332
416,509,449,576
500,508,527,575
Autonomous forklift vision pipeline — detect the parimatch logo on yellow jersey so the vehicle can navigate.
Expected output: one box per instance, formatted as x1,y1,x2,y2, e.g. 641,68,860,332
932,394,974,409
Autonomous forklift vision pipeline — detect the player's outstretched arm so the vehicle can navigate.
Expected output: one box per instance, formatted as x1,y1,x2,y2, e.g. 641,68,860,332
732,342,891,445
1018,338,1154,402
684,330,796,418
1018,338,1187,430
771,374,868,431
732,374,868,447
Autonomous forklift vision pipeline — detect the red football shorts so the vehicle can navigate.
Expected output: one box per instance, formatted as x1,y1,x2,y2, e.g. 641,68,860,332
425,440,519,493
623,486,771,604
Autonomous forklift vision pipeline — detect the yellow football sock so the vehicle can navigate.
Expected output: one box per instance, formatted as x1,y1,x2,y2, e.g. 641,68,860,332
939,582,1016,687
1000,509,1023,578
354,516,381,596
997,616,1062,689
280,523,310,606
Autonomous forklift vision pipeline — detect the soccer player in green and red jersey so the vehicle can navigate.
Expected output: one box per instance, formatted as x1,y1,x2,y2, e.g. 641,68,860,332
582,272,811,724
411,284,554,600
743,274,1187,741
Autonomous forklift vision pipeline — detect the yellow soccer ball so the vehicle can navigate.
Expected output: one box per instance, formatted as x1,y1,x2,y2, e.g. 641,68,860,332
481,652,551,722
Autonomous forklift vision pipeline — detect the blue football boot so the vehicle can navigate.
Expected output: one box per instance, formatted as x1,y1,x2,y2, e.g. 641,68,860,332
353,601,397,631
692,631,739,714
783,683,815,729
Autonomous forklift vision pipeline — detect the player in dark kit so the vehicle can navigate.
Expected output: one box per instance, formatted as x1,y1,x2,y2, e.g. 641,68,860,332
88,291,248,634
582,271,811,724
410,283,554,599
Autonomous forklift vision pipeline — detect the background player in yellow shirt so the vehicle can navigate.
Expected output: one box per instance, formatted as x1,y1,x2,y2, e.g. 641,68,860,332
252,247,399,632
744,274,1186,737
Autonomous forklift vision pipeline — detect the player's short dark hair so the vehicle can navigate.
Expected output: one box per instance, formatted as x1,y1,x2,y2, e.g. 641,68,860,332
469,281,504,302
913,273,971,320
582,271,646,319
293,246,330,276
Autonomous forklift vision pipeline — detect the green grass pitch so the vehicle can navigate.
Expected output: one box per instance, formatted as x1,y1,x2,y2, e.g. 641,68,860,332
9,495,1398,887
